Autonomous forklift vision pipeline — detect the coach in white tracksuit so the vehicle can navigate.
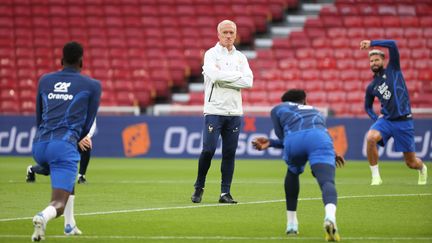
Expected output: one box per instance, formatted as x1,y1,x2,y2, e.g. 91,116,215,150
191,20,253,204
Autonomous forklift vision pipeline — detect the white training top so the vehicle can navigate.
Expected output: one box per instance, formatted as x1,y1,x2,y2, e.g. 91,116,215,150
202,43,253,116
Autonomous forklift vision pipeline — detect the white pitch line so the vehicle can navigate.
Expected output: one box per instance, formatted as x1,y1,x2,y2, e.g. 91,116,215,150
0,193,430,222
1,235,432,241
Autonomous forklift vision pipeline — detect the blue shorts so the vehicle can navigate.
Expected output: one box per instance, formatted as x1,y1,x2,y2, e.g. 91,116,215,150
370,118,415,152
283,129,335,175
32,140,80,192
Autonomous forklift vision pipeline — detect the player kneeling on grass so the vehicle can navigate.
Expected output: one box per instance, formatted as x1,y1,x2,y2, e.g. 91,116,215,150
252,89,345,242
30,41,101,242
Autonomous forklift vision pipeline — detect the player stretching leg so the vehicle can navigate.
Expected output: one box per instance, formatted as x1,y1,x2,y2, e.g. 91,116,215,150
31,42,101,241
360,39,427,186
252,89,344,241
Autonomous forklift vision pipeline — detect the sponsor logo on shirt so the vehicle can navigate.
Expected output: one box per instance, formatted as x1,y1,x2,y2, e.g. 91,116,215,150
53,82,70,92
377,82,392,100
48,82,73,100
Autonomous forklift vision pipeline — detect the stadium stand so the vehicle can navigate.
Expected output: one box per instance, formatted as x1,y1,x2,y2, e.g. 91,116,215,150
0,0,298,114
0,0,430,117
246,0,432,117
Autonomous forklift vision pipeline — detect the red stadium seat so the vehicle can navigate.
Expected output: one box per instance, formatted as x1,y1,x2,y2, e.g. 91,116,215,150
399,16,420,27
404,28,423,38
314,48,333,59
363,16,381,27
321,69,339,81
356,4,378,16
343,16,362,27
317,58,336,69
68,5,85,16
343,80,364,92
301,70,320,81
296,48,314,59
381,16,400,27
322,16,343,27
408,39,426,48
311,38,326,48
307,91,327,103
397,4,416,16
347,27,366,38
304,18,323,28
366,28,384,39
336,59,355,69
298,58,317,69
278,58,297,70
0,17,13,28
266,80,286,92
0,100,20,114
115,91,136,106
327,28,347,38
273,49,295,60
416,4,432,16
338,4,359,15
305,27,326,38
324,81,343,92
345,90,364,103
414,59,432,70
187,92,204,105
330,103,350,117
378,4,397,15
320,5,339,16
423,28,432,38
385,28,404,39
340,69,360,81
419,16,432,27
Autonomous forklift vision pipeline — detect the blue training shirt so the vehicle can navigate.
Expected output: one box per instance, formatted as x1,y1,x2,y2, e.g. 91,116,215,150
269,102,327,147
364,40,412,121
33,67,102,146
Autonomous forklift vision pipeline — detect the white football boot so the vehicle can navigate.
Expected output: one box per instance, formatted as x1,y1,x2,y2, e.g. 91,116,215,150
31,214,46,242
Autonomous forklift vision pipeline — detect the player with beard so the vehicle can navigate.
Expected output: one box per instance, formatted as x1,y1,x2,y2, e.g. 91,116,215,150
360,40,427,186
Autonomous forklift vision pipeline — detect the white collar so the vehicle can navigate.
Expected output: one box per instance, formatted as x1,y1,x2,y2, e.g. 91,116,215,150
215,42,236,54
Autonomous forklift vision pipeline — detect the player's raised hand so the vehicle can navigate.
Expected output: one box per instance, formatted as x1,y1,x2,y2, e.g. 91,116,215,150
252,137,270,151
360,40,371,50
335,154,345,168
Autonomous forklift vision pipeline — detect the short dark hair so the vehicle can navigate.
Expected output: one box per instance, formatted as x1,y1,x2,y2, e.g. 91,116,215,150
281,89,306,104
62,41,83,65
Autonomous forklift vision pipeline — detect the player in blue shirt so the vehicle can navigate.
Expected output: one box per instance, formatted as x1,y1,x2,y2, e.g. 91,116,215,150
252,89,344,242
360,40,427,186
31,42,101,242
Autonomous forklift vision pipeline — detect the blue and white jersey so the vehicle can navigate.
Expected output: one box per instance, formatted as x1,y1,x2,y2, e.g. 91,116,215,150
269,102,326,147
365,40,412,121
33,67,101,146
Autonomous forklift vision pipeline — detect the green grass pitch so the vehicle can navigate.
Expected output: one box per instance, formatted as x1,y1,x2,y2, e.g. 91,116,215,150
0,157,431,242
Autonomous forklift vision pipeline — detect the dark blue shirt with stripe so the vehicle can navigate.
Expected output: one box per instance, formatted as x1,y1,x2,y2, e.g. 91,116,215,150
269,102,327,147
33,67,101,146
365,40,412,121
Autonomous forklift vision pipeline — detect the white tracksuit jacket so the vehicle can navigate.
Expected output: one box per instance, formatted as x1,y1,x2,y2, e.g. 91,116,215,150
202,43,253,116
